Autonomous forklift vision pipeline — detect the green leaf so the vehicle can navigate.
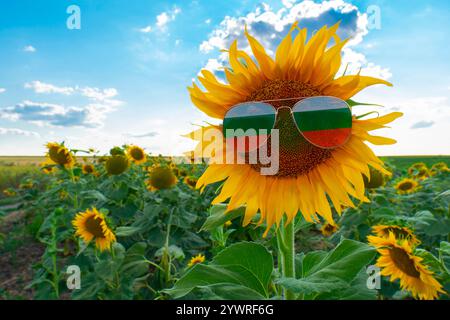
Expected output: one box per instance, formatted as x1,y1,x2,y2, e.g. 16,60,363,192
212,242,273,290
80,190,107,203
115,226,141,237
277,239,376,296
164,242,273,299
315,270,377,300
200,204,245,231
155,245,185,261
439,241,450,273
163,264,266,299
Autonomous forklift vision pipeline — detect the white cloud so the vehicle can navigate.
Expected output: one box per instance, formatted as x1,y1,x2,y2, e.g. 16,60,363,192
23,45,36,53
0,127,40,138
0,100,116,129
0,88,5,93
205,18,212,24
202,58,225,74
139,6,181,34
139,25,152,33
25,81,75,95
198,0,390,80
358,95,450,156
24,81,123,107
156,6,181,30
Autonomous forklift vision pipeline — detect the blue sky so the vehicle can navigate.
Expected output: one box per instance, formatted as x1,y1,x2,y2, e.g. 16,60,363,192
0,0,449,156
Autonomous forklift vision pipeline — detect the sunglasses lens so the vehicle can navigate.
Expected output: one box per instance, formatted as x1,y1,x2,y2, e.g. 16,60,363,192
223,102,276,152
292,96,352,148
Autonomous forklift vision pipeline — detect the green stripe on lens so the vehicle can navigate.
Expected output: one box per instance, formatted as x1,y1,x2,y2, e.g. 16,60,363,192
294,108,351,132
223,114,275,138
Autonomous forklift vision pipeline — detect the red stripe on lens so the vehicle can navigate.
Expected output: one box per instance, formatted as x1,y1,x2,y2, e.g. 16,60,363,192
301,128,351,148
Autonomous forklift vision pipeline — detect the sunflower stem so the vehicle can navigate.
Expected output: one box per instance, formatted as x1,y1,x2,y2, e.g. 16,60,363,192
277,219,296,300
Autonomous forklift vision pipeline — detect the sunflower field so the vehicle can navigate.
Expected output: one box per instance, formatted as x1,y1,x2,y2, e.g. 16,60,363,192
1,22,450,302
0,145,449,300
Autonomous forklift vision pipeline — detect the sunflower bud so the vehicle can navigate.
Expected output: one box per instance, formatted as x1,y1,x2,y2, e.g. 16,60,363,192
110,146,125,156
105,155,129,175
146,166,177,191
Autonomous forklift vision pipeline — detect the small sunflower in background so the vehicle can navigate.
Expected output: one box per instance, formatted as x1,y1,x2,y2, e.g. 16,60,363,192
59,190,69,200
3,188,16,197
395,178,420,195
430,162,449,176
412,167,429,181
145,165,177,191
72,208,116,252
82,163,96,175
40,162,57,174
368,233,444,300
372,224,420,247
188,253,205,267
126,145,147,165
407,163,429,180
183,175,198,189
407,162,427,174
46,142,75,168
188,22,402,235
320,222,338,237
224,220,233,227
105,155,129,175
19,179,34,189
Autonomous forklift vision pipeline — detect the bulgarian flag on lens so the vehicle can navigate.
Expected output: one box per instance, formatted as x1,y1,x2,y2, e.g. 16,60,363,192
223,102,276,153
292,96,352,148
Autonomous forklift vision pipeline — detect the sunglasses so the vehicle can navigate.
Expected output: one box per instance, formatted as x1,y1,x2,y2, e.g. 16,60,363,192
223,96,352,150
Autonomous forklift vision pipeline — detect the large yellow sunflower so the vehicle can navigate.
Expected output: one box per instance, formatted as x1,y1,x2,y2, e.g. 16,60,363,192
72,208,116,252
126,145,147,164
187,22,402,235
371,224,420,246
368,233,445,300
46,142,75,168
395,178,420,195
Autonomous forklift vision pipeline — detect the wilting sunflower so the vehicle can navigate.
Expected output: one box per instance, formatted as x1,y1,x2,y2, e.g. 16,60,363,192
372,224,420,246
368,233,444,300
188,22,402,235
46,142,75,168
72,208,116,251
146,166,177,191
188,253,205,267
183,175,198,189
363,166,385,189
126,145,147,164
320,222,338,237
82,163,96,175
105,155,129,175
395,178,420,195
